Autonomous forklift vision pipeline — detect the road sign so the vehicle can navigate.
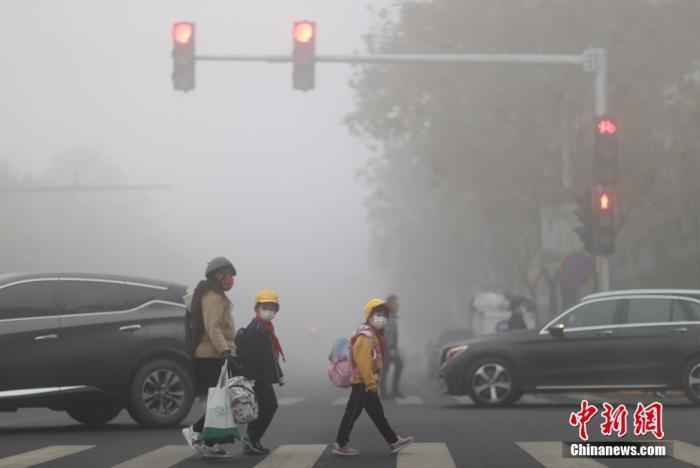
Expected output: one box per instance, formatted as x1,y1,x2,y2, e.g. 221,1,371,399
560,252,594,287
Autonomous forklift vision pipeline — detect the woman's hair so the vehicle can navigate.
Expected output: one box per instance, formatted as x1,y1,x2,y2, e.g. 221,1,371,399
185,278,224,356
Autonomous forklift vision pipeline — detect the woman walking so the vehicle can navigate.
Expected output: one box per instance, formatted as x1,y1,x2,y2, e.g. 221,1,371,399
181,256,238,458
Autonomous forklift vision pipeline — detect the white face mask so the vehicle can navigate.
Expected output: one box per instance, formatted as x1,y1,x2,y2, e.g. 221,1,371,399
259,309,276,321
371,316,388,329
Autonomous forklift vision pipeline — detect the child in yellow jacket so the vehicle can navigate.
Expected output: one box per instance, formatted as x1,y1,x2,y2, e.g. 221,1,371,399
332,298,414,456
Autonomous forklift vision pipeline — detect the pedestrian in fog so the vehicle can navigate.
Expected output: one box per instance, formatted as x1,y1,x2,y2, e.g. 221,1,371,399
380,294,405,399
239,289,285,455
182,256,238,458
507,298,528,331
333,298,413,456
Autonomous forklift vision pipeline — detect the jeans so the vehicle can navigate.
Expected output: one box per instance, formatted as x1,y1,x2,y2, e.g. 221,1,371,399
336,383,398,446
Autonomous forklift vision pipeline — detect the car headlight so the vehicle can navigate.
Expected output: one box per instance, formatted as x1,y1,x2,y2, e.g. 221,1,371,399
443,345,469,362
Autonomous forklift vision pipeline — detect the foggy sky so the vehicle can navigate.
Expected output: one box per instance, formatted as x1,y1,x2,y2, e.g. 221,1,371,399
0,1,398,367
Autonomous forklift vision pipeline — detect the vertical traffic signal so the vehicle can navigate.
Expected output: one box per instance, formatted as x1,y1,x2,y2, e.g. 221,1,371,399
594,116,618,185
172,22,195,92
292,21,316,91
593,188,616,256
574,190,594,253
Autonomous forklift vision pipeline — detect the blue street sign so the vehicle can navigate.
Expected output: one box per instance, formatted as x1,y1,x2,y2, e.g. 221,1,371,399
560,252,594,287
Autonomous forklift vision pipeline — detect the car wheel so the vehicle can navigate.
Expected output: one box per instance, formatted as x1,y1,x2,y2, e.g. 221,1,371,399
467,357,521,406
66,401,121,427
127,359,194,428
682,357,700,405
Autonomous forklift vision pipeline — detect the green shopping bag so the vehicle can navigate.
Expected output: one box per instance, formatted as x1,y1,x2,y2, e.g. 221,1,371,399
202,360,240,444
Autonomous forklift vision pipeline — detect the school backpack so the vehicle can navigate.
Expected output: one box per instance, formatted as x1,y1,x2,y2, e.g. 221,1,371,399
328,338,353,388
227,375,258,424
328,327,375,388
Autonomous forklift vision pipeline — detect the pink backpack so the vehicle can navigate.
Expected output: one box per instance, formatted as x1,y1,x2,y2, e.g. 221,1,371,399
328,327,374,388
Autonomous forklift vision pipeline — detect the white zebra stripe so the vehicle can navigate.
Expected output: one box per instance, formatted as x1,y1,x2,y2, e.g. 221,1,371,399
396,443,456,468
253,444,326,468
0,446,94,468
110,446,194,468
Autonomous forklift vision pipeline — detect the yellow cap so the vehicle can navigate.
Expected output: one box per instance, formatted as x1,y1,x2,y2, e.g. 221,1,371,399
363,297,388,320
255,289,279,306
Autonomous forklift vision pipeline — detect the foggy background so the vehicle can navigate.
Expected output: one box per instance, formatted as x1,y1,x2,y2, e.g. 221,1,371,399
3,1,700,381
0,1,399,376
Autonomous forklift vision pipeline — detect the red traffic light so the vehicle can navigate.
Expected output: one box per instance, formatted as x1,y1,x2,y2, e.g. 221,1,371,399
173,22,194,45
597,118,617,136
294,21,315,44
599,193,611,211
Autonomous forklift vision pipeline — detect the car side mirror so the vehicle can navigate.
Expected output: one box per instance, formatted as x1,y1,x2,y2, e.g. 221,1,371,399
548,323,565,338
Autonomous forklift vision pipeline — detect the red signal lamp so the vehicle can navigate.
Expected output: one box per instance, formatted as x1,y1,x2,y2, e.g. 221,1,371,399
173,22,194,45
599,193,611,211
294,21,315,44
597,118,617,136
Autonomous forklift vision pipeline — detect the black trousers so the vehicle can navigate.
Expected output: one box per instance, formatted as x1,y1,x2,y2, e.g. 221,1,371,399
380,352,404,395
336,383,398,447
246,381,278,443
192,358,238,436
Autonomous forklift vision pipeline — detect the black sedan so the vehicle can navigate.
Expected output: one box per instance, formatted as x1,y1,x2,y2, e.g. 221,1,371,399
439,289,700,406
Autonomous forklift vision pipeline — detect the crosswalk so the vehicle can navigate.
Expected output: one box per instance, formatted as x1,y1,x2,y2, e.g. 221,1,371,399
275,392,670,408
0,446,94,468
3,441,700,467
0,443,455,468
331,395,425,405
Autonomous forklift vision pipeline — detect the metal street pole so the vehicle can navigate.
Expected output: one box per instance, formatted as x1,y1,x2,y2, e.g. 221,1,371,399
592,49,611,292
197,52,586,66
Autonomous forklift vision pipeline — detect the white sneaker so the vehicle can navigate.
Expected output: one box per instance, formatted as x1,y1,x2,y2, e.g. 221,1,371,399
201,443,235,458
181,427,204,455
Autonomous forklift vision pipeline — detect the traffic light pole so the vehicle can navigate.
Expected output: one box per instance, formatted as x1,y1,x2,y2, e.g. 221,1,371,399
196,48,611,291
197,52,587,65
592,49,611,292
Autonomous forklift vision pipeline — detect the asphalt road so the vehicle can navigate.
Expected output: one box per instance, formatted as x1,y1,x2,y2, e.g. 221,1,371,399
1,373,700,468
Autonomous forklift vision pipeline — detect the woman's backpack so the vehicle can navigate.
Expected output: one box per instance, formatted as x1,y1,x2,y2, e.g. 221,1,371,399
227,376,258,424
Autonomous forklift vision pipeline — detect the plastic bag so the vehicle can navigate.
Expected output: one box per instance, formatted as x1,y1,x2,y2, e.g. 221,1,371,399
202,361,239,444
